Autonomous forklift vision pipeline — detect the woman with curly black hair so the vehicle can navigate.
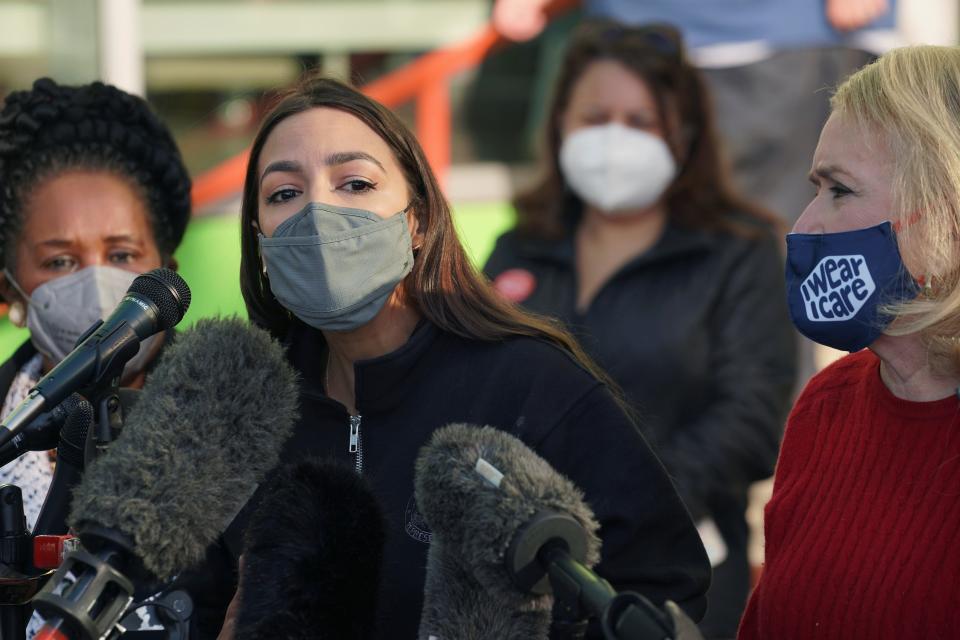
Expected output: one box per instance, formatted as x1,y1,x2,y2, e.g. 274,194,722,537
0,78,191,528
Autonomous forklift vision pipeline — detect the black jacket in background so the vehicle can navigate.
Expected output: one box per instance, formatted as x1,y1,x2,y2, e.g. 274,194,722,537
485,221,796,630
0,341,40,395
222,320,710,639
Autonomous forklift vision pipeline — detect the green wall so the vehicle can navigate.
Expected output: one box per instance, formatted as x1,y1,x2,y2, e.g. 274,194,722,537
0,202,516,362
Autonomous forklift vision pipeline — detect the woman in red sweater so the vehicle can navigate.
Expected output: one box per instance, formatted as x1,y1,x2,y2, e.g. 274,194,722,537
739,46,960,639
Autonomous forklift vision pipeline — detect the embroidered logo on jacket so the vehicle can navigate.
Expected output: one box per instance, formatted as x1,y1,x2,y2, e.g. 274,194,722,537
801,255,875,321
404,494,432,544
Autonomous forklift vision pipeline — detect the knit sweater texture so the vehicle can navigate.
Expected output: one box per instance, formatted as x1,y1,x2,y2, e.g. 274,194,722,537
739,349,960,639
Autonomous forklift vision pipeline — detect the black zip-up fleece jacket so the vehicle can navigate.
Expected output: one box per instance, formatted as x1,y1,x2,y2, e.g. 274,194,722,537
485,221,797,577
221,320,711,639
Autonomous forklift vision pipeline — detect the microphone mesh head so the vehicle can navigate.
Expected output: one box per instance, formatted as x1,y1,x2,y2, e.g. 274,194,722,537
58,399,93,468
128,268,191,330
55,393,85,422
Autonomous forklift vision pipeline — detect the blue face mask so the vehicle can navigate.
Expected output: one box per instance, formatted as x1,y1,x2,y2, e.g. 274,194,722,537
785,221,919,352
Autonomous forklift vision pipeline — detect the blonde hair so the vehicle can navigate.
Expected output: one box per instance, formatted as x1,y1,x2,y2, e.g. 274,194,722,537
832,45,960,375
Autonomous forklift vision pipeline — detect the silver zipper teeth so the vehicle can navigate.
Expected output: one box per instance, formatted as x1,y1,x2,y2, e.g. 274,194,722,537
355,428,363,474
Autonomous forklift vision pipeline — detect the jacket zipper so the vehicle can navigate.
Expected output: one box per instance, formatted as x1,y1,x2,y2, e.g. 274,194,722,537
349,414,363,473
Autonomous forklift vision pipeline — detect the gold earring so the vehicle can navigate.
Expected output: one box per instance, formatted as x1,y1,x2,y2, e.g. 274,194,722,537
7,301,25,327
920,274,941,299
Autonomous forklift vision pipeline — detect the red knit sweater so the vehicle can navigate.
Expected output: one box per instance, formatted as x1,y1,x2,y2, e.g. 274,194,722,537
739,349,960,639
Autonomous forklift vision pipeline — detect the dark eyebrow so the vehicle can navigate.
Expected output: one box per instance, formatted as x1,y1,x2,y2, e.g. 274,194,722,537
34,238,72,249
260,160,303,188
325,151,386,173
104,234,141,244
34,234,141,250
259,152,386,188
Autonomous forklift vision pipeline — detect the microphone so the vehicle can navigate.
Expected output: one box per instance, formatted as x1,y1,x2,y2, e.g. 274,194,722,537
0,268,191,448
31,397,94,537
234,459,386,640
30,317,299,639
0,394,84,468
414,424,599,640
0,484,29,639
414,424,703,640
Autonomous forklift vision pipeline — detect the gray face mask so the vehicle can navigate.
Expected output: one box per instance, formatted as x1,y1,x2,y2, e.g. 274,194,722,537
259,201,414,332
5,265,162,375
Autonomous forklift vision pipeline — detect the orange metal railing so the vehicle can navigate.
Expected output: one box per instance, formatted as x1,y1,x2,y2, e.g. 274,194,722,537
1,2,576,319
191,0,576,210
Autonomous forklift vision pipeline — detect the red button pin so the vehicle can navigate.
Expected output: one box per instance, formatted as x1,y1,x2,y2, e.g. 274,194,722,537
494,269,537,303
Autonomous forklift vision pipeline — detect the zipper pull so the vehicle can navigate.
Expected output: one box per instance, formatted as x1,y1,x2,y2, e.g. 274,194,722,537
349,415,361,453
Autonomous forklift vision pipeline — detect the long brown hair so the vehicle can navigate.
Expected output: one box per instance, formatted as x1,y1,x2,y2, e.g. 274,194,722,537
239,75,615,384
516,19,779,239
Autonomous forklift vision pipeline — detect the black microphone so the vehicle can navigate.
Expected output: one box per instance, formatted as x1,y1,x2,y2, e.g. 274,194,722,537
0,394,84,468
32,397,94,537
0,484,28,640
234,459,386,640
0,268,190,448
414,424,703,640
30,317,298,640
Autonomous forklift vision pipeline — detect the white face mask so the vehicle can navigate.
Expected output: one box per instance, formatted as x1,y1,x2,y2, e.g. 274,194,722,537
559,122,677,214
6,265,161,376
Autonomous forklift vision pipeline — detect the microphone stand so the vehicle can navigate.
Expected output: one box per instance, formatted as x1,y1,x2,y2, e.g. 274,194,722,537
508,512,689,640
539,543,678,640
31,379,195,639
91,377,125,457
0,485,30,640
0,372,124,639
19,375,128,640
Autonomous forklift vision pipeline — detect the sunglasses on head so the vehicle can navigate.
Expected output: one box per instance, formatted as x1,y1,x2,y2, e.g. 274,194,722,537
575,21,684,62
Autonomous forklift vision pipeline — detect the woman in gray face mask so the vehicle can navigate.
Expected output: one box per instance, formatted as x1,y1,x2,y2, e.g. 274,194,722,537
484,20,797,638
214,74,712,640
0,78,191,530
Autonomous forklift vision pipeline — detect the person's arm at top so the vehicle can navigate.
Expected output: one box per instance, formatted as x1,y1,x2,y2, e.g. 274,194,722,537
659,235,797,519
492,0,583,41
826,0,890,32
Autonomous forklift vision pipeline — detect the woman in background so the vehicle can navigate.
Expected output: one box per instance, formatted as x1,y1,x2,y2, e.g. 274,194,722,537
485,20,797,637
0,78,191,528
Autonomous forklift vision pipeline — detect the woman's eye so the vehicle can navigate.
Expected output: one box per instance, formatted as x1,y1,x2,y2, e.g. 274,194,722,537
829,185,852,199
44,256,76,272
108,251,136,264
265,188,301,204
342,179,375,193
627,115,656,130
